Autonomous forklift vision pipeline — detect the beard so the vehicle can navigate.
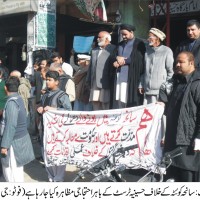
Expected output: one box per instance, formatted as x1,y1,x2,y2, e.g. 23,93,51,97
98,40,106,47
148,41,154,46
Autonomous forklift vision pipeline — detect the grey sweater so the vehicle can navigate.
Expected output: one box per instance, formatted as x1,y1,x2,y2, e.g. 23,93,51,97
139,45,174,95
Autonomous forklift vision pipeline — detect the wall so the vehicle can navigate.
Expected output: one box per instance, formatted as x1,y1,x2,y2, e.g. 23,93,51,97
119,0,150,39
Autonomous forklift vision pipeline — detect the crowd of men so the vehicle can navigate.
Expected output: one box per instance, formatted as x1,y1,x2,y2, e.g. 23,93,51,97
0,19,200,182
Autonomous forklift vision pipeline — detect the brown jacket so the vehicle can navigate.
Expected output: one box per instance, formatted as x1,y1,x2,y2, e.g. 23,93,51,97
73,67,90,103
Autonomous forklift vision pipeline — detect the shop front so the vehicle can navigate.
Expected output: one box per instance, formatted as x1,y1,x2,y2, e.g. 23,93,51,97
150,0,200,50
0,0,37,74
0,0,57,75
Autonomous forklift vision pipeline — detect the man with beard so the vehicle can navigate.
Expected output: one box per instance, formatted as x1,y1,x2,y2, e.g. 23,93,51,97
113,24,146,108
138,28,174,104
87,31,116,110
175,19,200,68
159,51,200,182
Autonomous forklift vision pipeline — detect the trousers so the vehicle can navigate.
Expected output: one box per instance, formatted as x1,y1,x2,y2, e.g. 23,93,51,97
2,146,24,182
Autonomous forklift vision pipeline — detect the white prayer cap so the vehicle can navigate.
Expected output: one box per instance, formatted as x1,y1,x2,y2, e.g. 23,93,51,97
149,28,166,41
77,54,91,60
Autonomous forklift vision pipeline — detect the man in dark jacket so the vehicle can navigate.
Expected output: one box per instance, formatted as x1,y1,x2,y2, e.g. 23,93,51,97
159,51,200,182
113,23,146,108
175,19,200,68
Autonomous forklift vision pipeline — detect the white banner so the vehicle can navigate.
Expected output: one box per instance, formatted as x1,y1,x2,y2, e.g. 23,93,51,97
43,103,164,170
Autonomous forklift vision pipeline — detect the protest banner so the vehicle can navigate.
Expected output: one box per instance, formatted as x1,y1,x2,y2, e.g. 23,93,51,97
43,103,164,171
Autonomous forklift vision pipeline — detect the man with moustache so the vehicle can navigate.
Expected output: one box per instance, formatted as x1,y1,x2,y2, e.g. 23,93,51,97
175,19,200,68
113,24,146,108
159,51,200,182
87,31,116,110
138,28,174,104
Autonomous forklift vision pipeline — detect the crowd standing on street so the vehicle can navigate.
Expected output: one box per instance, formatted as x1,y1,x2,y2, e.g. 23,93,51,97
0,19,200,182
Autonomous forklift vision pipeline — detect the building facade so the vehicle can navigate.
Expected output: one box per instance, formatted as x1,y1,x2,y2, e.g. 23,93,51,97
0,0,150,73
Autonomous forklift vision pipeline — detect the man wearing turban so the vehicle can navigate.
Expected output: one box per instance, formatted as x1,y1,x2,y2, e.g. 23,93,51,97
112,23,146,108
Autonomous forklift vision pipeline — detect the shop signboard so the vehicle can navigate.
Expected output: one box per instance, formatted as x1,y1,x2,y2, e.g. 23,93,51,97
36,0,56,48
150,0,200,16
36,12,56,48
0,0,38,16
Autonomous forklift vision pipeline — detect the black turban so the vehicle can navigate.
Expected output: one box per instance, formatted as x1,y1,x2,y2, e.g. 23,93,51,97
120,23,136,32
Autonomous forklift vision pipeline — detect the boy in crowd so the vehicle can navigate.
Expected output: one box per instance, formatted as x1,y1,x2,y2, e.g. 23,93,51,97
40,67,49,95
37,71,71,182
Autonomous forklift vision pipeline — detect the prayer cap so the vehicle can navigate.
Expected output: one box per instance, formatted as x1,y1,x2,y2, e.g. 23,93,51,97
149,28,166,41
77,54,91,60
